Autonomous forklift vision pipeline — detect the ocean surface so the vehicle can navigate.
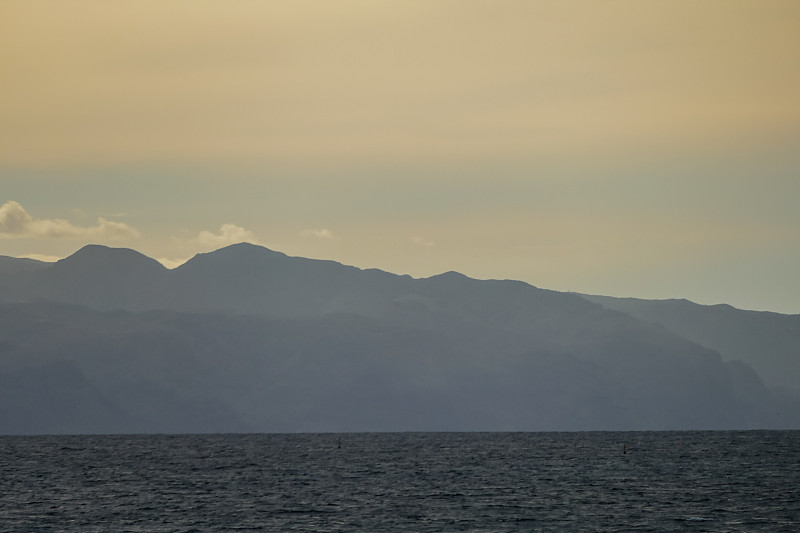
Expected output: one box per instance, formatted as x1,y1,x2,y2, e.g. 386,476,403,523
1,431,798,532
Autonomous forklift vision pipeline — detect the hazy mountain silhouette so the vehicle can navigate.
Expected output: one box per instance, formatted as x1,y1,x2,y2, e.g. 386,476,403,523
0,256,49,304
1,301,793,434
1,243,798,434
0,255,49,277
160,243,410,317
0,245,167,309
581,295,800,392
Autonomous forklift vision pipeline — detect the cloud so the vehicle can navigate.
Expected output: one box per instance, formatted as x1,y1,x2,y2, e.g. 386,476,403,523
164,223,261,263
302,228,339,240
411,235,435,247
0,201,140,240
195,223,260,248
154,256,189,269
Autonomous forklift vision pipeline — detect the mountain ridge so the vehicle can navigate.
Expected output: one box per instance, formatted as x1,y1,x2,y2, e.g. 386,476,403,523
1,243,798,433
581,294,800,391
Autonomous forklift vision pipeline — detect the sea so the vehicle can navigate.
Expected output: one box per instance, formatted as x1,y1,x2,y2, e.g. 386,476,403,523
1,431,798,532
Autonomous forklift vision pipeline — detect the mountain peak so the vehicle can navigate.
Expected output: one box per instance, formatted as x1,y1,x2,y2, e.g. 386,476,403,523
176,242,286,273
56,245,166,274
429,271,469,280
213,242,284,257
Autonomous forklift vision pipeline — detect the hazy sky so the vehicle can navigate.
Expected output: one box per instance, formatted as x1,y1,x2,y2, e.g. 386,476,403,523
2,1,799,313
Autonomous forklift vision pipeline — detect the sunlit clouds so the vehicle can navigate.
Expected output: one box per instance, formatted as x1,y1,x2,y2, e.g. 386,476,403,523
0,201,140,241
150,223,262,269
195,223,260,248
411,236,435,248
153,256,188,270
302,229,339,240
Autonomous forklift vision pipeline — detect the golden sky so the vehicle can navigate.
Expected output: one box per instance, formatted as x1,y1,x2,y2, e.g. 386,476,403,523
2,1,799,312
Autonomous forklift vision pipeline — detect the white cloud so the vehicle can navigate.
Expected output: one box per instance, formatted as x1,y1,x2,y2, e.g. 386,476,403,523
195,223,260,248
154,256,190,269
411,235,435,247
0,201,140,240
302,228,339,240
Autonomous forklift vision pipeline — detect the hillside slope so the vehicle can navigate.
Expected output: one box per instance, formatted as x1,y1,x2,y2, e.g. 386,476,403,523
581,295,800,391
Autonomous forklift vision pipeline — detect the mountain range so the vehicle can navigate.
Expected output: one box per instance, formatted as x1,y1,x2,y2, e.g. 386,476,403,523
1,243,798,434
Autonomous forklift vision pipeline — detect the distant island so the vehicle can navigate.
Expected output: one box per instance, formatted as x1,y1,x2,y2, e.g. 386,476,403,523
1,243,798,434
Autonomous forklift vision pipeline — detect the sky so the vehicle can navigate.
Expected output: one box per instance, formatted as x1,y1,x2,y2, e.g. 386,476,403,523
1,1,799,314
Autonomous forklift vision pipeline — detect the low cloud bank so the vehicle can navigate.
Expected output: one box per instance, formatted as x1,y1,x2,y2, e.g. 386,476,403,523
0,201,139,241
195,223,260,248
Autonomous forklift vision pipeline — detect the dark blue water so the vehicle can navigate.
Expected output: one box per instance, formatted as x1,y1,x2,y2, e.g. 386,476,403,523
1,431,798,532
